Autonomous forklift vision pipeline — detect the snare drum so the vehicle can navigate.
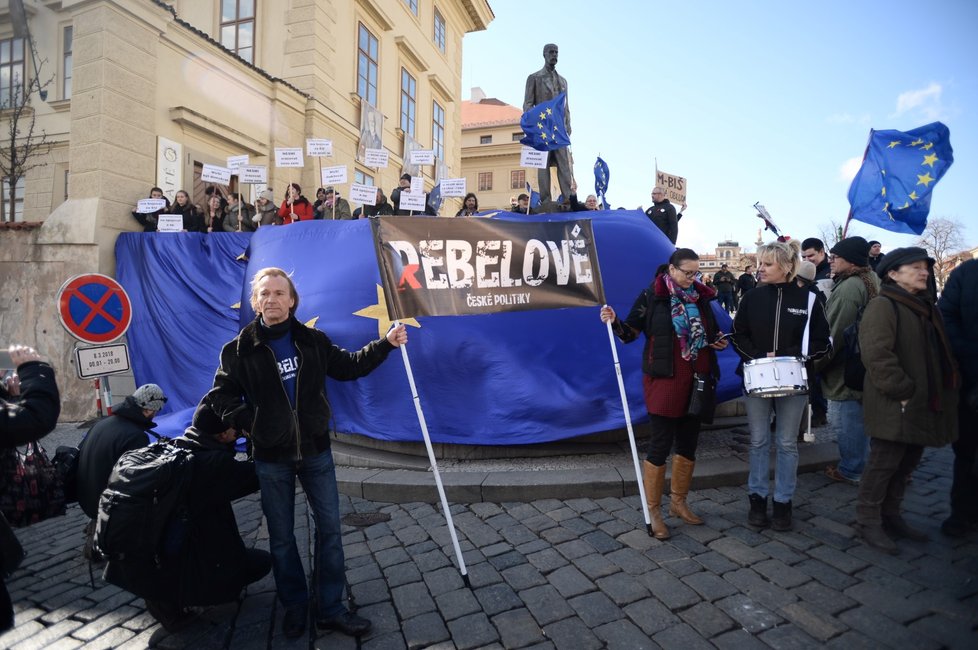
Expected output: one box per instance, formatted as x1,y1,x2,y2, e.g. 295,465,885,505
743,356,808,397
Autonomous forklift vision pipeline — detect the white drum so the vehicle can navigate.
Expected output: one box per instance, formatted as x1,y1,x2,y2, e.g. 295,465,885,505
743,356,808,398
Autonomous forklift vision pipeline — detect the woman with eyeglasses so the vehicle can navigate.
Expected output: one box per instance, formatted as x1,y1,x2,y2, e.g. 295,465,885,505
732,240,831,532
600,248,728,539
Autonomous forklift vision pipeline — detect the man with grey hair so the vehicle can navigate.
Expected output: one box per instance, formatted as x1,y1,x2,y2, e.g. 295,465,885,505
645,187,679,244
524,43,573,204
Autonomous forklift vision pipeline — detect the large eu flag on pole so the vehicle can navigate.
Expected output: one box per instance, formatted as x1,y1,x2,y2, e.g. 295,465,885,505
520,92,571,152
847,122,953,235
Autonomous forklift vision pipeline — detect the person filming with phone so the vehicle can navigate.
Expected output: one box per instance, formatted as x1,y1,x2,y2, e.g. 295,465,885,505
600,248,727,539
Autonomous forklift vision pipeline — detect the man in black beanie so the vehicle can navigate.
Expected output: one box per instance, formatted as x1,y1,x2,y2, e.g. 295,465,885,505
867,240,885,271
816,236,879,486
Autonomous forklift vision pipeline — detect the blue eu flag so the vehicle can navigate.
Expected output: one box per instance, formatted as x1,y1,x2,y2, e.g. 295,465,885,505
848,122,953,235
520,92,571,152
594,157,610,209
525,181,540,209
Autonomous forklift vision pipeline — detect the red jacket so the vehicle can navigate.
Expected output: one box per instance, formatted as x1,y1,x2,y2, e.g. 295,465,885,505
277,198,313,224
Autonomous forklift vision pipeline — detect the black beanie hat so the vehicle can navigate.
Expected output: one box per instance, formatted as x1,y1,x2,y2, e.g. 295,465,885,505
192,401,229,436
829,236,869,267
876,246,934,280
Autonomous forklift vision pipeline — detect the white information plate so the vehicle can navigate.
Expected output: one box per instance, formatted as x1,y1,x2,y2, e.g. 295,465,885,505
75,343,131,379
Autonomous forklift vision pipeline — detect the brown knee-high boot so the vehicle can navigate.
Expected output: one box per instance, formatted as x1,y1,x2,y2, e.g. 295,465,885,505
669,455,704,525
643,460,670,539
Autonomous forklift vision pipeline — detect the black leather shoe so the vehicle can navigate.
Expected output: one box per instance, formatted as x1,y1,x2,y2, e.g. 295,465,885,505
316,611,372,636
283,606,306,639
748,493,769,528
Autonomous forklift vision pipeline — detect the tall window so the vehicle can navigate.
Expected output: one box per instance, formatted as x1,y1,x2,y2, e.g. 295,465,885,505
0,38,25,108
400,68,416,136
62,27,73,99
433,9,446,52
510,170,525,190
357,23,378,106
478,172,492,192
432,101,445,160
220,0,255,63
354,170,374,187
404,0,419,14
2,177,26,222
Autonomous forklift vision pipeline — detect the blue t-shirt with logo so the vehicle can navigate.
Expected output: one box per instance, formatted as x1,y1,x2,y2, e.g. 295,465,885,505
266,331,298,408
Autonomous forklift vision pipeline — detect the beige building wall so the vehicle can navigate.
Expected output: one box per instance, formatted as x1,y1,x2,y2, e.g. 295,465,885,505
460,120,523,210
0,0,492,419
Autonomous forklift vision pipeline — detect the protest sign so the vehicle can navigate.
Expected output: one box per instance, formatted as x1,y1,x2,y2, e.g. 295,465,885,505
227,155,249,172
409,149,435,165
398,191,426,212
350,183,378,205
321,165,348,186
655,168,687,205
440,178,466,197
521,147,548,169
201,164,232,184
306,139,333,157
364,148,389,168
240,165,267,184
136,198,167,213
157,215,183,232
275,147,304,168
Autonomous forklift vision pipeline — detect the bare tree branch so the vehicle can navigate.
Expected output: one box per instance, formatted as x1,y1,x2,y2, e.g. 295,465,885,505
916,217,965,290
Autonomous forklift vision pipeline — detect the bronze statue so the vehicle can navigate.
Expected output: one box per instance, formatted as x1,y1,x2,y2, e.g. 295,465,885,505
524,43,573,204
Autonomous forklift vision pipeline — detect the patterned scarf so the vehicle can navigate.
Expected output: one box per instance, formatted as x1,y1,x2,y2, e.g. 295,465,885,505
664,274,707,361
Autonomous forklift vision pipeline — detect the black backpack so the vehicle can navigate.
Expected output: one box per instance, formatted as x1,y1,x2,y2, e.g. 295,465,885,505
94,441,194,566
843,297,896,391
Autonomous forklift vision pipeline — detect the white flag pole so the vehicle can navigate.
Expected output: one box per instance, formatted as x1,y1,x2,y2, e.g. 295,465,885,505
394,322,470,584
604,315,653,536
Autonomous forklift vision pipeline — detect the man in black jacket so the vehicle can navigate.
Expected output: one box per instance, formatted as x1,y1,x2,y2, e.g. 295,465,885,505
737,265,757,299
713,264,737,314
104,401,271,631
801,237,831,281
645,187,679,244
207,267,407,640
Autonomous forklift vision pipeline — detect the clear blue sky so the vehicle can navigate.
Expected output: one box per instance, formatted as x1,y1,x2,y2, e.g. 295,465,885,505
461,0,978,255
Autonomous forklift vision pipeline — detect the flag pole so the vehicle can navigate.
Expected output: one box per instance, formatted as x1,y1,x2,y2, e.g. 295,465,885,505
604,315,653,536
394,323,470,585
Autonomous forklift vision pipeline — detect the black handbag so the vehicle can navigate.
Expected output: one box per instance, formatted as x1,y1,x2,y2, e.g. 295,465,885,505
0,442,67,528
687,373,718,423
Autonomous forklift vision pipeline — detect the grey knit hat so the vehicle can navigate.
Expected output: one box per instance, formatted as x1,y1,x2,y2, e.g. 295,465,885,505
131,384,167,412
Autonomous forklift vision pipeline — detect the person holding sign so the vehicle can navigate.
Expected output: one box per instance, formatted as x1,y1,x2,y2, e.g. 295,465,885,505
600,249,727,540
205,194,228,233
455,193,479,217
645,187,680,245
168,190,206,233
255,189,277,227
278,183,313,224
389,174,413,215
315,187,352,220
227,193,256,232
131,187,171,232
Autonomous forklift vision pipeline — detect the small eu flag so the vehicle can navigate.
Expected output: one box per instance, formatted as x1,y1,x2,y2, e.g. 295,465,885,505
594,157,610,209
525,182,540,209
847,122,953,235
520,93,571,152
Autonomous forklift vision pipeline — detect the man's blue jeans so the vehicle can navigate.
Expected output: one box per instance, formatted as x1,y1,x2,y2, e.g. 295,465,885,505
830,399,869,481
745,393,807,503
255,450,347,618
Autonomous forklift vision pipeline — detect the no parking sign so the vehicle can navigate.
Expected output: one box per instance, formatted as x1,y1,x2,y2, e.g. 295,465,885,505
57,274,133,344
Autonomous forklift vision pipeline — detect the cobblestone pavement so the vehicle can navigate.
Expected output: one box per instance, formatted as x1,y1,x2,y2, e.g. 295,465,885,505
3,446,976,649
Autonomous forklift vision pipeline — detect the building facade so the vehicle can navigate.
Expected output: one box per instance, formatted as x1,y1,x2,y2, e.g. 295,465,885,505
459,87,522,211
0,0,492,418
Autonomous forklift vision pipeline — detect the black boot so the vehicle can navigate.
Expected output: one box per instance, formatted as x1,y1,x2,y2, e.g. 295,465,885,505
771,500,793,531
748,493,769,528
883,515,927,541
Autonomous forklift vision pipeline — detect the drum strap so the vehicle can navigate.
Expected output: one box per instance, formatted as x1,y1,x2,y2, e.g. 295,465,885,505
800,291,817,358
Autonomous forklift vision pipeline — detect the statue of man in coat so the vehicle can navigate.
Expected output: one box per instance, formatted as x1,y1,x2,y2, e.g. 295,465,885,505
524,43,573,204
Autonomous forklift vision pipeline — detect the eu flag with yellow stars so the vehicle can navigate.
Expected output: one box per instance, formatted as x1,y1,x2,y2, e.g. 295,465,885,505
847,122,953,235
520,92,571,152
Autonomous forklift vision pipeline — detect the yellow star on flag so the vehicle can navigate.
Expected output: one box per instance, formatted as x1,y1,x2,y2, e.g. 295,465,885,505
916,172,935,187
537,122,543,129
546,107,552,115
881,186,886,197
909,138,924,147
922,153,938,167
908,191,918,200
539,112,546,120
887,140,901,148
921,142,934,150
899,202,910,209
353,284,420,339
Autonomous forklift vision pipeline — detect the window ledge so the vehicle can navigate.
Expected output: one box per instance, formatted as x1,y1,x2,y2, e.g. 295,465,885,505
48,98,71,112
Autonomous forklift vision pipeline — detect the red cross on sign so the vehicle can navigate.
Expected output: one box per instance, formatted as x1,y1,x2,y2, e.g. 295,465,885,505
57,274,133,344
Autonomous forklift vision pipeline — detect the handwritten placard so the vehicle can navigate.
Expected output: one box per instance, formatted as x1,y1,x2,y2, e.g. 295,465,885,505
350,183,378,205
321,165,348,186
520,147,548,169
274,147,304,168
201,164,232,184
136,198,168,213
439,178,466,197
157,215,184,232
409,149,435,165
306,139,333,157
655,168,687,206
239,165,267,184
364,148,389,168
410,176,424,195
227,155,249,172
398,191,426,212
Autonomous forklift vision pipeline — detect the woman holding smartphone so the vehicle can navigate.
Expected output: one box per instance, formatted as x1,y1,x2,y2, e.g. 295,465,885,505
600,248,728,539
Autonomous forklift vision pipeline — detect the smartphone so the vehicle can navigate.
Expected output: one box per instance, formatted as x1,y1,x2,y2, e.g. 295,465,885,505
0,348,14,369
711,333,732,344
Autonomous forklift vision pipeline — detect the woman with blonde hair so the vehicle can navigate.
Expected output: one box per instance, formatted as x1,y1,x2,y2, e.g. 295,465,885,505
732,240,831,531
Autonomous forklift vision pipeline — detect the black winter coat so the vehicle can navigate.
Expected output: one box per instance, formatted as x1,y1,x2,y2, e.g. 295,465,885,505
939,259,978,390
168,203,206,233
76,397,154,519
644,200,678,244
0,360,60,447
207,316,395,462
732,281,832,368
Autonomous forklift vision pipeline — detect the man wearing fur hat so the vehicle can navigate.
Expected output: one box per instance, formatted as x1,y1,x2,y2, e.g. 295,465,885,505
815,236,879,485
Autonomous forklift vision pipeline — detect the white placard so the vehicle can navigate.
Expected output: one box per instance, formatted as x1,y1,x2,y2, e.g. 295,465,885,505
157,215,184,232
321,165,348,186
439,178,467,197
136,198,167,213
74,343,131,379
521,147,548,169
275,147,305,168
410,176,424,195
239,165,267,184
227,155,249,172
409,149,435,165
398,191,426,212
201,164,232,184
364,148,389,168
350,183,377,205
306,138,333,157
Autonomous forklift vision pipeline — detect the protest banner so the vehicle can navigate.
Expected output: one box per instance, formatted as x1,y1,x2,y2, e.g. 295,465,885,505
157,215,183,232
440,178,466,197
201,164,232,184
306,138,333,157
398,191,426,212
409,149,436,165
227,155,249,172
240,165,267,184
364,148,389,168
322,165,348,186
136,198,167,213
275,147,304,167
521,147,548,169
655,168,687,205
350,183,378,205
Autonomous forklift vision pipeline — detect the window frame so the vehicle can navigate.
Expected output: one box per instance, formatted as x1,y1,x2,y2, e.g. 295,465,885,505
510,170,525,190
62,26,73,100
479,135,492,145
404,0,419,15
433,8,446,52
432,100,445,160
400,67,417,137
1,176,26,222
478,171,493,192
357,22,379,106
0,37,26,109
219,0,256,64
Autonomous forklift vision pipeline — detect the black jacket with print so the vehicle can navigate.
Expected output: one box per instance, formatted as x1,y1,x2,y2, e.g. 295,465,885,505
731,281,832,365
